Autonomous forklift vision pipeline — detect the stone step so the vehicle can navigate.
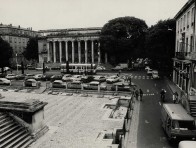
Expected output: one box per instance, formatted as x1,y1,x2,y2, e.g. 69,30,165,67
0,117,10,124
6,132,31,148
0,122,16,134
13,135,33,148
0,114,7,120
0,124,20,137
0,119,14,129
0,129,26,147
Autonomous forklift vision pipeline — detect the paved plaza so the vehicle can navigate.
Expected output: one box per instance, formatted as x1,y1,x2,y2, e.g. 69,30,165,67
0,90,130,148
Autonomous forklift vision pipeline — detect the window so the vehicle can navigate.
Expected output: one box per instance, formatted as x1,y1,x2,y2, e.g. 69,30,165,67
186,37,188,52
187,11,190,28
183,14,186,29
191,7,195,24
191,36,194,52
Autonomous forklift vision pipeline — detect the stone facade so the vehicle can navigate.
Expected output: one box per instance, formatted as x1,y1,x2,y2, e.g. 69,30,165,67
173,0,196,94
0,23,37,65
38,27,107,65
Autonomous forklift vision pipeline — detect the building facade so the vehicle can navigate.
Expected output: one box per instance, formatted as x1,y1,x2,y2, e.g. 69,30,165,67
38,27,108,65
0,23,37,65
173,0,196,99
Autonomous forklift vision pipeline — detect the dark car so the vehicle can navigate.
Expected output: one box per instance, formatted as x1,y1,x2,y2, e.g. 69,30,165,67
15,74,26,80
111,82,131,91
81,75,94,83
50,75,63,82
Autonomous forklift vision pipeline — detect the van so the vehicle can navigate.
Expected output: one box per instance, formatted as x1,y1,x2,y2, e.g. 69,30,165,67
161,104,196,140
178,141,196,148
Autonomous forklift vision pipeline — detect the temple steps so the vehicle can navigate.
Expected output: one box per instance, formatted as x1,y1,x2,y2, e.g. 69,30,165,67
0,112,34,148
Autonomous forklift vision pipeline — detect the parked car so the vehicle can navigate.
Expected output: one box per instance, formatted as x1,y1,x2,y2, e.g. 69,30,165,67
6,74,16,80
111,82,131,91
67,81,82,89
25,74,35,80
52,80,66,88
96,66,106,71
145,66,151,71
62,74,72,82
83,81,107,90
152,70,159,79
50,75,63,82
24,79,41,87
35,67,50,71
93,75,106,82
81,75,94,83
0,78,11,85
106,75,120,83
3,67,10,71
34,74,44,80
70,75,82,82
147,69,153,76
15,74,26,80
111,66,123,71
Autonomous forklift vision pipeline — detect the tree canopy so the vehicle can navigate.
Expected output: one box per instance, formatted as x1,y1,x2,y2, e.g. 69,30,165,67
100,16,148,64
0,37,13,71
23,37,39,61
145,19,176,72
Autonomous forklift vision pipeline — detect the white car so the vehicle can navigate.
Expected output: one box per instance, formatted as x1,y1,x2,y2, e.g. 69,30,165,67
106,76,120,83
83,81,107,90
62,74,72,82
145,66,151,71
70,75,82,81
6,74,16,80
152,70,159,79
34,74,43,80
147,69,153,76
0,78,11,85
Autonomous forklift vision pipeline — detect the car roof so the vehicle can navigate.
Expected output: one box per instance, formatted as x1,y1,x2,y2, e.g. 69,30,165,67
163,104,194,121
26,79,36,81
90,81,100,84
179,141,196,148
54,80,63,83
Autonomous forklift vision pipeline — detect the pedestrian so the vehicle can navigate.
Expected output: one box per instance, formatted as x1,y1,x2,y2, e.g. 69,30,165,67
135,89,139,100
160,89,166,102
118,70,121,76
173,91,178,104
128,76,132,86
139,88,143,101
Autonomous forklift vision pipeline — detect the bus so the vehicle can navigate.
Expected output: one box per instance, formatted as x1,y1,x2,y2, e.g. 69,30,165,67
60,63,97,74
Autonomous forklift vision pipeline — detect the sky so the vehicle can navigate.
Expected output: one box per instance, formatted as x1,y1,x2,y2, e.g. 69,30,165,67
0,0,188,31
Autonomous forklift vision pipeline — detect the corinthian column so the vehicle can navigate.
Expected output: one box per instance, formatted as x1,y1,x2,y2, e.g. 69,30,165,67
78,41,81,63
53,41,56,63
47,42,50,62
85,40,87,63
59,41,62,63
65,41,68,62
91,40,94,63
98,42,101,64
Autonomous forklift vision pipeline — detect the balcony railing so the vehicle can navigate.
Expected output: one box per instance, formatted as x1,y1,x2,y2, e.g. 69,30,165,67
175,52,196,61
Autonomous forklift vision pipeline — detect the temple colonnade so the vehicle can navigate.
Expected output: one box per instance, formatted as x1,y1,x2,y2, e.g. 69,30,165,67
47,39,102,64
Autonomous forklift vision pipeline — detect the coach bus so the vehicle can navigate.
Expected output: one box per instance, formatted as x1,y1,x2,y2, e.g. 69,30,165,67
61,63,97,74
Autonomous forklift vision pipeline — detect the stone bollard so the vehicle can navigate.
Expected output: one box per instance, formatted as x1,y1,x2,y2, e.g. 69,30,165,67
124,119,129,132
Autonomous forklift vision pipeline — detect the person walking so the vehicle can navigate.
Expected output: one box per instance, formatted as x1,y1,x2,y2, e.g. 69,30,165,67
160,89,166,102
173,91,178,104
139,88,143,101
135,89,139,101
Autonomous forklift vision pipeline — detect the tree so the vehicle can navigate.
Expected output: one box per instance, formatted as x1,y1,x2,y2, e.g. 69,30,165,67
100,16,148,64
0,37,13,73
145,19,176,76
23,37,39,61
